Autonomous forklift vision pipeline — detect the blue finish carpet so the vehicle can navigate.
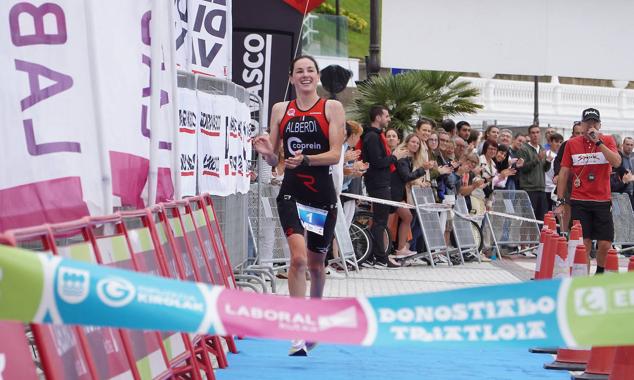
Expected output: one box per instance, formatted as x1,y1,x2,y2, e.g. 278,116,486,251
216,338,569,380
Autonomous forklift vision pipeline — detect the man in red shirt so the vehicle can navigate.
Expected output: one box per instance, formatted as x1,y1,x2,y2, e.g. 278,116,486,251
555,108,621,274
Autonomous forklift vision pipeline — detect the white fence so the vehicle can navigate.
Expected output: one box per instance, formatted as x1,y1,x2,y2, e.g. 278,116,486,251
461,77,634,135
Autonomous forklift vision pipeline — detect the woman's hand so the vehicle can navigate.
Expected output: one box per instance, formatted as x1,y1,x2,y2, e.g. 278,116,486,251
500,168,516,179
438,165,453,175
393,147,409,160
344,149,360,162
285,152,304,169
353,161,369,176
252,135,274,157
422,160,435,170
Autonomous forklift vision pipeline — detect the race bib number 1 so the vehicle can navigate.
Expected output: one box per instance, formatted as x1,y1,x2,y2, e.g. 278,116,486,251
296,202,328,236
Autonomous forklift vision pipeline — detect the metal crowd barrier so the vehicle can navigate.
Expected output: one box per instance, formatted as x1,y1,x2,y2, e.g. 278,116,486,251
330,199,360,275
611,192,634,252
484,190,541,258
411,187,451,266
210,192,249,270
177,70,257,281
452,195,481,263
1,206,233,379
248,183,291,273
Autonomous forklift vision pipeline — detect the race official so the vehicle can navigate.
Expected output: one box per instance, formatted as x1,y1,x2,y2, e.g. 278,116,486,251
555,108,621,274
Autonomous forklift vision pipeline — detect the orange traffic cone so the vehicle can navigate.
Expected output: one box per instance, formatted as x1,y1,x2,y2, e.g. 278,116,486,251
572,249,621,378
572,347,617,379
545,348,590,371
534,226,549,279
610,346,634,380
537,232,557,280
605,249,619,274
553,237,569,279
544,243,591,371
567,225,583,274
609,257,634,379
571,245,589,277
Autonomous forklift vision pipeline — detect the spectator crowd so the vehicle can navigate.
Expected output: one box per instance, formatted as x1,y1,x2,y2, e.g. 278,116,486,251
264,106,634,270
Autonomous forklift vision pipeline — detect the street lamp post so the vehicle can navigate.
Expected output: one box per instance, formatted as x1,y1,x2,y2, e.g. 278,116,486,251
533,75,540,126
335,0,340,56
368,0,380,77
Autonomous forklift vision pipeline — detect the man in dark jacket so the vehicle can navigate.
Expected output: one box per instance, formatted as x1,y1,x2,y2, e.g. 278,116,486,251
610,136,634,206
517,125,551,223
361,105,404,268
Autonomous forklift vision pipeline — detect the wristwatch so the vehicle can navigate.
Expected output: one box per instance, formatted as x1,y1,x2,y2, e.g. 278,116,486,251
595,140,604,147
301,155,311,167
554,198,567,207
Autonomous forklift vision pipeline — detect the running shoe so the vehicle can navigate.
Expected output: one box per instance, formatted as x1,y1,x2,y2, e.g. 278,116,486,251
306,341,319,352
375,257,401,269
288,340,307,356
479,253,492,262
392,248,418,259
434,254,449,264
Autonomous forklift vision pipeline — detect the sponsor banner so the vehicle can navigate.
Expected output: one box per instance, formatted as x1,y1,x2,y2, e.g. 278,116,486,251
3,245,634,348
226,98,250,193
172,0,191,71
177,87,198,196
151,0,177,204
198,92,233,195
0,0,177,229
233,31,294,132
369,281,563,347
0,245,210,334
178,0,231,78
0,321,40,380
237,99,252,193
217,289,370,344
0,1,107,228
88,0,152,209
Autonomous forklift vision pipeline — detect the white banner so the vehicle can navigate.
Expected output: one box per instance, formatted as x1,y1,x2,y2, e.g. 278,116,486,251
198,92,233,196
180,0,231,79
172,0,191,71
236,99,252,194
177,86,198,196
0,1,107,231
89,0,175,208
88,0,152,209
149,0,177,204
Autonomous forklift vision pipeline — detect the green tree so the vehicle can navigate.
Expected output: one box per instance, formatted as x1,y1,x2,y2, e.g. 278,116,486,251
352,70,482,132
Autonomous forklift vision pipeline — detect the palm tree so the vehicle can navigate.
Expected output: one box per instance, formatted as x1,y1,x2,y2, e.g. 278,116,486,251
352,70,482,132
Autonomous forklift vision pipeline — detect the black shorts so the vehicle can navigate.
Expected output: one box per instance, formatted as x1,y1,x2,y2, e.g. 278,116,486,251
276,195,337,255
570,200,613,242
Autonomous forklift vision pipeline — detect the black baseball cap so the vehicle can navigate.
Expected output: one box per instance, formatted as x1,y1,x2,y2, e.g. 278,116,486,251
581,108,601,122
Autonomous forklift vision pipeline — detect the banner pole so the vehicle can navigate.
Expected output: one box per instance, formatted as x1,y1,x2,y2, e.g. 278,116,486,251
167,1,182,200
83,1,113,214
148,0,162,205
